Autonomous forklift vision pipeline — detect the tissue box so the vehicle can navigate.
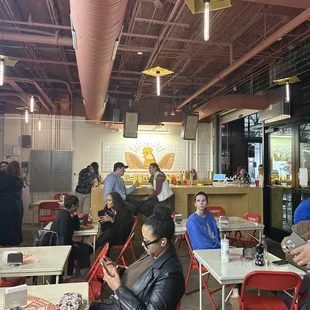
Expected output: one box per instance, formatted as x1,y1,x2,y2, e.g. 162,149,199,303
219,216,229,224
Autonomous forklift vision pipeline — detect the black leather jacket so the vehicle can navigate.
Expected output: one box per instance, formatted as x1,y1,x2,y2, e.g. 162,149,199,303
91,244,184,310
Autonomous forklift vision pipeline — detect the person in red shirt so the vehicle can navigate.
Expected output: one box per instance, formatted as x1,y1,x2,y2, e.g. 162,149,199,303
140,163,173,217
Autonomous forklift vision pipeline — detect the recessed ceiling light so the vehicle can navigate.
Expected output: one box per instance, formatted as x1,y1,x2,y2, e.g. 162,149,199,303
137,51,143,55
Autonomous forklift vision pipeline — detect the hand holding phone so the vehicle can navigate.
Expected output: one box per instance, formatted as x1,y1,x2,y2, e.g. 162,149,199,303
282,232,307,252
99,257,117,278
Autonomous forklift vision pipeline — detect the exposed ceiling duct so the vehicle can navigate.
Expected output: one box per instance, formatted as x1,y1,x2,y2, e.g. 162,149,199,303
195,95,270,120
70,0,128,120
176,7,310,111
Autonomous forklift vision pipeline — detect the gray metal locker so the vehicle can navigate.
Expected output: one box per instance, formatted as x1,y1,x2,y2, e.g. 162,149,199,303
30,150,52,192
51,150,73,192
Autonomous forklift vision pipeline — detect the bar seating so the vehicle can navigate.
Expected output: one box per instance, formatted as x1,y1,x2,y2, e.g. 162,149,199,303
239,271,301,310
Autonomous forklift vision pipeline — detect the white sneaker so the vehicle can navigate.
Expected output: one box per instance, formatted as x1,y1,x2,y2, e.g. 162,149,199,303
231,288,239,299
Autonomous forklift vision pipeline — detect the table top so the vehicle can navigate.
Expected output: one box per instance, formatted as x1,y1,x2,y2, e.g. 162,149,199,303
0,283,89,309
0,246,71,277
45,222,99,237
216,216,265,232
194,248,306,285
31,200,63,207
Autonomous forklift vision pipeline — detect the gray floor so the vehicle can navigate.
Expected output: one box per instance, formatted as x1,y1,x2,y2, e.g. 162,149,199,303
21,225,285,310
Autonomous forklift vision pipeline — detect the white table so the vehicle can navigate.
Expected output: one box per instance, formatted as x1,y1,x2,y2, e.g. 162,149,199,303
0,246,71,284
0,282,89,309
194,248,306,310
30,200,63,225
45,221,99,261
174,217,265,241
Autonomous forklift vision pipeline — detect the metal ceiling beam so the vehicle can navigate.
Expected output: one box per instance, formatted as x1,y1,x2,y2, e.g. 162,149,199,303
135,17,190,28
16,57,77,66
0,18,71,30
242,0,310,9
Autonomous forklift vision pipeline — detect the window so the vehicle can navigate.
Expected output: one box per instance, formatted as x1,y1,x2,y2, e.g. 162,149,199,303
299,123,310,186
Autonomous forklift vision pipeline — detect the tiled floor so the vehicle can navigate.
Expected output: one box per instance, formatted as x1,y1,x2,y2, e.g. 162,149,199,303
21,225,285,310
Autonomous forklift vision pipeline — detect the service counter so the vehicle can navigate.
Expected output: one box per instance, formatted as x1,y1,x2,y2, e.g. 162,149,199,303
91,184,263,223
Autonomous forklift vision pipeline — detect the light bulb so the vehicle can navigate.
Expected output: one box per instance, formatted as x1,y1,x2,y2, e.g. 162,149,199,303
285,81,290,103
0,60,4,86
204,1,210,41
156,76,160,96
38,119,41,131
30,95,34,113
25,109,29,124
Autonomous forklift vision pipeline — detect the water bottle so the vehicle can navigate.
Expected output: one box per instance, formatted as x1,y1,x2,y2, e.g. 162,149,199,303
221,235,230,263
255,241,264,266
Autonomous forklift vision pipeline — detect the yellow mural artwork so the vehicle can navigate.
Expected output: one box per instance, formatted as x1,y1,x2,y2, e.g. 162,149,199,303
125,147,175,170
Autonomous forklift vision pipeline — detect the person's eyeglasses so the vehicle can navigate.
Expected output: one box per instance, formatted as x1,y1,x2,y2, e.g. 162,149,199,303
141,237,161,248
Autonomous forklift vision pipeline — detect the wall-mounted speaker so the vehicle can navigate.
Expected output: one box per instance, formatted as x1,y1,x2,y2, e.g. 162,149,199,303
21,135,31,148
123,111,139,138
181,112,199,140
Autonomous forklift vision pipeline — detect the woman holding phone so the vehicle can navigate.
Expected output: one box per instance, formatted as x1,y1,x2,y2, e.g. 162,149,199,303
90,204,185,310
96,192,133,250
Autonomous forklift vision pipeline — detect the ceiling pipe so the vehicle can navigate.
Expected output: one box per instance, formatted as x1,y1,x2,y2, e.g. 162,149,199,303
0,18,71,30
135,17,190,28
70,0,128,120
16,57,77,66
176,7,310,111
195,95,270,121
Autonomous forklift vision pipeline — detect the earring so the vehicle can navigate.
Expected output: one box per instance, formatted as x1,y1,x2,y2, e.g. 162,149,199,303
161,242,165,247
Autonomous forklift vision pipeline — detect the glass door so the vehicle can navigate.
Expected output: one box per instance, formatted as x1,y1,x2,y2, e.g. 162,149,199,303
247,142,262,181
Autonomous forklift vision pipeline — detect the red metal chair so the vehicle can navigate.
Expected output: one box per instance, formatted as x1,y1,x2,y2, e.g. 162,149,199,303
65,243,110,302
239,271,301,310
0,277,25,287
184,232,222,310
112,216,138,266
207,206,226,216
38,202,60,225
53,193,70,200
230,213,261,247
175,300,182,310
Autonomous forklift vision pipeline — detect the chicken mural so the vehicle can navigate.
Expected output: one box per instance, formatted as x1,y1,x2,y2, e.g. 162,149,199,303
125,146,175,170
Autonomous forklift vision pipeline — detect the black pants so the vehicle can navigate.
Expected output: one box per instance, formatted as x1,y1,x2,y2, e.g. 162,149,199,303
140,197,171,218
67,242,93,275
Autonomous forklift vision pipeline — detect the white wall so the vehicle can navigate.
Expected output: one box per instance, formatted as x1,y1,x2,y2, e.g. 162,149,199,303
1,114,213,223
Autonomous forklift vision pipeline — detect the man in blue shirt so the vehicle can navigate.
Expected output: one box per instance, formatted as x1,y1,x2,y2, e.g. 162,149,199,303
186,191,220,250
104,162,140,214
75,162,101,213
294,198,310,224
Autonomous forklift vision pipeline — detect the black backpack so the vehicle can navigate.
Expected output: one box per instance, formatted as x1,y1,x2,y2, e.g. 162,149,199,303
33,229,58,246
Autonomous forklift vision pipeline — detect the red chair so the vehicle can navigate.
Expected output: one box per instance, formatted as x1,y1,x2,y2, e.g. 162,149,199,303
239,271,301,310
207,206,226,217
0,277,25,287
231,213,261,247
184,232,221,310
65,243,110,302
38,202,60,226
175,300,182,310
111,216,138,266
53,193,70,200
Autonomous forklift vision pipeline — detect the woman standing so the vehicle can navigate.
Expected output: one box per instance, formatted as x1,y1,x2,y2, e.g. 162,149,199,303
0,161,24,246
96,192,133,250
140,163,173,217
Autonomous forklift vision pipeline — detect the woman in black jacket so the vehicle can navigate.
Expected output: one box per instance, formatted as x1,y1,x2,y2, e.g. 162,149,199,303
51,195,92,275
96,191,133,250
90,204,185,310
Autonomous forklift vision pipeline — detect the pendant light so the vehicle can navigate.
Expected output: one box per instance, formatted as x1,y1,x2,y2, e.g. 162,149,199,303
203,1,210,41
0,59,4,86
25,109,29,124
38,118,41,131
30,95,34,113
156,72,161,96
285,80,290,103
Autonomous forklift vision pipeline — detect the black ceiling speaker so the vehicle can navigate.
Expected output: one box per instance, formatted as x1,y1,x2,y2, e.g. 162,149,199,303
123,111,139,138
181,112,199,140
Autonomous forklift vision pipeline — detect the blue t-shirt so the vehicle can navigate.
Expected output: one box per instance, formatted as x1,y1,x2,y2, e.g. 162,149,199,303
186,212,221,251
294,198,310,224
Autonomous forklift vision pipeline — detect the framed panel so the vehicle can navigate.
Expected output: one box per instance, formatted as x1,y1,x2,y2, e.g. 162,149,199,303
181,112,199,140
123,111,139,138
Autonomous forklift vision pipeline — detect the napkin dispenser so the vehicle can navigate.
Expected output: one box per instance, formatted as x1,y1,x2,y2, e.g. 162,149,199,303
2,251,23,266
174,214,183,224
219,216,229,224
4,284,28,309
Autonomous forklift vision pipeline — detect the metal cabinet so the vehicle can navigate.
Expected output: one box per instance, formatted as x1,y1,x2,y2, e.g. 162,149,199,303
30,150,72,192
51,150,72,192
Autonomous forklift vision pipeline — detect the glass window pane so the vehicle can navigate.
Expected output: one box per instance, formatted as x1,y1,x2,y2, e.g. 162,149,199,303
299,124,310,186
269,128,292,186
